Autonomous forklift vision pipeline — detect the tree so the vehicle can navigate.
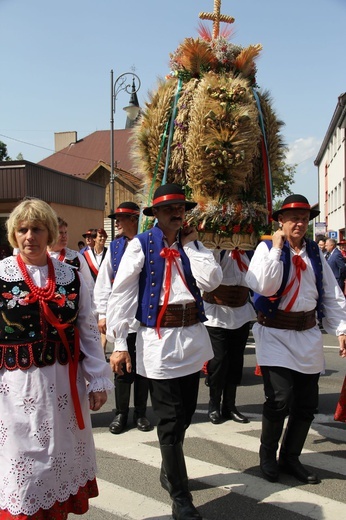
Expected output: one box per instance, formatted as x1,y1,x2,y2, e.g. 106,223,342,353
0,141,11,161
272,160,295,199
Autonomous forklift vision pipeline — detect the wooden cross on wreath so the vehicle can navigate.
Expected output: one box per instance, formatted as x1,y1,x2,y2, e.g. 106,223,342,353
199,0,235,39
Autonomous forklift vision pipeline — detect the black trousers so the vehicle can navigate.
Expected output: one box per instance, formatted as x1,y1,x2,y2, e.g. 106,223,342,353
114,332,149,414
261,366,320,423
148,371,200,445
206,323,250,398
115,332,137,384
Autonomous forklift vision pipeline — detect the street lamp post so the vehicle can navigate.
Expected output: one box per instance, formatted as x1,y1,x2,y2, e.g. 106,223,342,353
110,69,141,240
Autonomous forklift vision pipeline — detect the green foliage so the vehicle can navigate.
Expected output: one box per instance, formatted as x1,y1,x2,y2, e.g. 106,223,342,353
272,160,295,199
0,141,10,161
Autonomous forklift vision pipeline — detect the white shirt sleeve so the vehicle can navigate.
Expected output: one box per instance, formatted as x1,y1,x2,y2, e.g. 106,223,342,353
183,240,223,291
245,241,284,296
106,238,144,350
77,271,113,393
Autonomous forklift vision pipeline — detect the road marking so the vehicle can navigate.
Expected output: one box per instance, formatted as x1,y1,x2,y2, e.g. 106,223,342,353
89,479,172,519
93,421,346,520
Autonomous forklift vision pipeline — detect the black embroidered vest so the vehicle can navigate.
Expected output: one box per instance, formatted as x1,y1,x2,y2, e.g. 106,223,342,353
0,271,81,370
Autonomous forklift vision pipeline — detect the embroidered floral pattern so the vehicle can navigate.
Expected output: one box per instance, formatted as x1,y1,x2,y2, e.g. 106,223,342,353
58,393,68,410
10,454,34,486
0,382,10,395
67,414,78,434
50,452,67,479
0,419,7,446
23,397,36,415
34,420,52,447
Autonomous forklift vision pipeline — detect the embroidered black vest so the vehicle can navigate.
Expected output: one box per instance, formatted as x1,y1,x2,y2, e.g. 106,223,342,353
0,271,81,370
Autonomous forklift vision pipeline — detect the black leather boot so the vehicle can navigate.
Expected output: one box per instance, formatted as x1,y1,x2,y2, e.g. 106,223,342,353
222,383,249,423
133,374,151,431
109,381,131,434
279,418,320,484
259,416,285,482
160,443,201,520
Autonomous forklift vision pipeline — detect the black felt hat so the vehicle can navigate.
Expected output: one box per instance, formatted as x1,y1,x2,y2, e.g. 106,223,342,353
143,184,197,217
108,201,140,220
272,194,320,221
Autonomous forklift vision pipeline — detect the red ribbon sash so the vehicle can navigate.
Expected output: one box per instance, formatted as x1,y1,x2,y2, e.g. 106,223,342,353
41,301,85,429
231,249,248,272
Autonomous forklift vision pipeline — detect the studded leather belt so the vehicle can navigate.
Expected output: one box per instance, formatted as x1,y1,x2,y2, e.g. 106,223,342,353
203,285,250,307
141,303,200,328
257,309,316,331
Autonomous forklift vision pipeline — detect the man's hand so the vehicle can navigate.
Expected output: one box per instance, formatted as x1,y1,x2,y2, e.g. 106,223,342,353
338,335,346,358
89,390,107,411
98,318,106,335
272,227,286,250
181,225,198,246
110,351,132,375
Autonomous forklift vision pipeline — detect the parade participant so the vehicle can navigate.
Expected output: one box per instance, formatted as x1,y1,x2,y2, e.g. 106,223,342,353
48,217,95,300
80,229,97,254
246,194,346,485
94,202,151,434
84,228,108,353
83,229,108,282
203,249,256,424
106,184,222,520
0,198,113,519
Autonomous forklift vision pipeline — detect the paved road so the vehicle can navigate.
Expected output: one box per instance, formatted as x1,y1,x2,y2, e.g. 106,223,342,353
71,331,346,519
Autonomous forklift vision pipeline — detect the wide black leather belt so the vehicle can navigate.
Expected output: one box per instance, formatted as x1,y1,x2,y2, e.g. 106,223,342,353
203,285,249,307
257,309,316,331
141,303,199,328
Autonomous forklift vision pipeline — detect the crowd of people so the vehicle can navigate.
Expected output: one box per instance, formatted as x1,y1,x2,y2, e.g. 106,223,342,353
1,189,346,520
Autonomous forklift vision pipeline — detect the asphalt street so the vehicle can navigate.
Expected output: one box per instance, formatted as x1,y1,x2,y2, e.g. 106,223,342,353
71,329,346,520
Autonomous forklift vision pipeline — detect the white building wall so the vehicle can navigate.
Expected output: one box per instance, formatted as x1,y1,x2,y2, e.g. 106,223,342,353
326,126,345,239
316,94,346,242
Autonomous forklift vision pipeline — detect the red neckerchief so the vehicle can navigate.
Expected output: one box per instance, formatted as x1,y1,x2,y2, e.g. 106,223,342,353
156,247,192,339
269,254,306,312
231,249,248,272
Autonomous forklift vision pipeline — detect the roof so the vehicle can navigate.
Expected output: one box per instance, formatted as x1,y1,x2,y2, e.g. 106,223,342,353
0,160,105,209
38,129,137,179
314,93,346,166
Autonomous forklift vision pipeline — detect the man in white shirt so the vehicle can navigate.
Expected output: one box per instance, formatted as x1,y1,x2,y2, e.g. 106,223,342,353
246,194,346,485
203,249,256,425
106,184,222,520
94,202,151,434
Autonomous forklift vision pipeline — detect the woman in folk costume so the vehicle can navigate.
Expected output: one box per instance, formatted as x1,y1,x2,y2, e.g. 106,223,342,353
245,194,346,485
0,198,113,519
48,217,95,301
82,229,108,282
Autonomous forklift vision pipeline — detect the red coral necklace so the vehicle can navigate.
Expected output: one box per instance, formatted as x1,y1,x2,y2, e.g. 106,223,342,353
17,253,56,302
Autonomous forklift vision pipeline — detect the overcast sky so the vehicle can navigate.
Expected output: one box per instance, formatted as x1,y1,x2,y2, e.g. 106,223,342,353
1,0,345,204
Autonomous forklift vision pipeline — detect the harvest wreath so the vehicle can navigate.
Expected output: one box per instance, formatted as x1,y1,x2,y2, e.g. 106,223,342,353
132,1,284,248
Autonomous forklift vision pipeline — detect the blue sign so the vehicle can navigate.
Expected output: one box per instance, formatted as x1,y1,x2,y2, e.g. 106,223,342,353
328,231,338,239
